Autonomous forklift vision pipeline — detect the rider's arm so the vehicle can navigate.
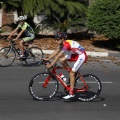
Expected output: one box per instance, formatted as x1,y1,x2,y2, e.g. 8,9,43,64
46,47,61,60
14,22,27,40
15,29,25,40
8,27,19,39
51,50,64,66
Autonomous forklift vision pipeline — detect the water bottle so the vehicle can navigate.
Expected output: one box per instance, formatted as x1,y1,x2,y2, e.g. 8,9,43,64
59,73,67,82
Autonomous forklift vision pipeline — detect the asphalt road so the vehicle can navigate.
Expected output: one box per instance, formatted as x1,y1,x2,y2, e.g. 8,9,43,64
0,57,120,120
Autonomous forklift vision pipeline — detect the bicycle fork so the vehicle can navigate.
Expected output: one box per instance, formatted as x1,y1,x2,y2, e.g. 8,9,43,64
43,75,52,88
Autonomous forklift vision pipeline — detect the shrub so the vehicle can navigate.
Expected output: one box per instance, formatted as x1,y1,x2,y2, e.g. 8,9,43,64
87,0,120,40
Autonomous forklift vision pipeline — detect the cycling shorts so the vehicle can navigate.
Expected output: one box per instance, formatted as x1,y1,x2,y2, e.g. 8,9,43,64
22,35,35,43
65,52,87,72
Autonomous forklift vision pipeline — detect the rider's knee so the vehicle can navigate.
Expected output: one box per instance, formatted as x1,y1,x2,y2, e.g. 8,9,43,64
59,57,66,63
19,40,24,45
70,70,76,77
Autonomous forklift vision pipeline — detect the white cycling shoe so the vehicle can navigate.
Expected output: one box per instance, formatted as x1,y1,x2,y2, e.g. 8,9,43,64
63,94,75,99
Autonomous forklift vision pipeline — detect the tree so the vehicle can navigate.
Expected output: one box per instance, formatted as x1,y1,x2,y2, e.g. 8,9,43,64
40,0,87,32
0,0,20,12
87,0,120,40
1,0,87,34
21,0,59,33
22,0,87,33
22,0,58,16
0,0,58,33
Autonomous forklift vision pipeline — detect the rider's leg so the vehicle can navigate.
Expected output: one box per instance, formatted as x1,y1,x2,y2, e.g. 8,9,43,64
63,53,86,99
59,56,70,69
19,40,25,56
69,70,76,94
20,36,34,57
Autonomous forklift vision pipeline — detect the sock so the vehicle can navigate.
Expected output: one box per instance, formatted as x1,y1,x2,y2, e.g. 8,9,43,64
69,88,74,95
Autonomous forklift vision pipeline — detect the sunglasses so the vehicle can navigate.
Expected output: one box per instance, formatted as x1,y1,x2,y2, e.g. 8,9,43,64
56,39,61,41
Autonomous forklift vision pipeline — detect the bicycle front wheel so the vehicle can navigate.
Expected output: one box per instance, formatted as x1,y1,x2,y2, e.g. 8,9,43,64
25,47,44,66
75,74,102,102
29,73,59,101
0,47,16,67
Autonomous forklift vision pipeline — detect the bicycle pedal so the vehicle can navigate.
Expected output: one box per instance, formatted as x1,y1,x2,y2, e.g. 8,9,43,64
19,57,26,61
25,56,31,59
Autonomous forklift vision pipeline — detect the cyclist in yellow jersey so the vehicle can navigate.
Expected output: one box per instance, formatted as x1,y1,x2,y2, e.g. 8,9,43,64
8,16,35,58
44,32,87,100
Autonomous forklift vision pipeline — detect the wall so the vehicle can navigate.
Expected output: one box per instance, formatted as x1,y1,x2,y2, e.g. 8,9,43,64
2,10,14,33
0,9,2,27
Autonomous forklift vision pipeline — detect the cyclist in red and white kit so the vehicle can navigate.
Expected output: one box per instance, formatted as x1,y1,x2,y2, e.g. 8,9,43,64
45,32,87,99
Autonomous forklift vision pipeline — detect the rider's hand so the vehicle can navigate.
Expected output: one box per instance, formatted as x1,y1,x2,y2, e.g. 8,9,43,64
42,58,49,61
7,36,11,40
46,63,53,69
13,38,17,41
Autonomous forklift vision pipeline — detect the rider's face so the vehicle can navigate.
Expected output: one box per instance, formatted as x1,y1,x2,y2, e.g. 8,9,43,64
56,38,64,45
19,20,24,25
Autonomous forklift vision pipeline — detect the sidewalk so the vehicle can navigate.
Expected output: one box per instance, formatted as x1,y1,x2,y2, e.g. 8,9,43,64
42,50,120,57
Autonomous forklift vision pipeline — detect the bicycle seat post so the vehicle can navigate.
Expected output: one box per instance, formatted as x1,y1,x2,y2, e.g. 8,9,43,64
24,40,33,49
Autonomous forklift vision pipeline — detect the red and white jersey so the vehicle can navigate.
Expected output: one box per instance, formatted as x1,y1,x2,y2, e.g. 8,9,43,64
61,40,85,55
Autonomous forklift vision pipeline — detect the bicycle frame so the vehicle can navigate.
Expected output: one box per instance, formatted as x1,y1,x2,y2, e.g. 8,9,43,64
11,46,20,55
43,66,89,93
7,39,32,57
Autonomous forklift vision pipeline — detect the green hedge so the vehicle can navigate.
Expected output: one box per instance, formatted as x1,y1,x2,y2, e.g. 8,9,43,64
87,0,120,40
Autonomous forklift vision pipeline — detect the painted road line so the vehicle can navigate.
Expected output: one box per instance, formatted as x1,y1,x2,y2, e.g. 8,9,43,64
101,81,113,83
39,81,113,84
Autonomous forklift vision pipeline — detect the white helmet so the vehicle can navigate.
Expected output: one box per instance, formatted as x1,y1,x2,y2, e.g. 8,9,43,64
18,16,26,21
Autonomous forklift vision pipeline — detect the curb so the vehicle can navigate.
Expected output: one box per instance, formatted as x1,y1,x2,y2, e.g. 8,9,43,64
108,52,120,57
42,50,120,57
0,47,119,57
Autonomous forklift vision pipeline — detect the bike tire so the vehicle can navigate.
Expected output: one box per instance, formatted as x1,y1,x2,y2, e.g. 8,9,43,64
0,47,16,67
29,72,59,101
75,74,102,102
25,47,44,66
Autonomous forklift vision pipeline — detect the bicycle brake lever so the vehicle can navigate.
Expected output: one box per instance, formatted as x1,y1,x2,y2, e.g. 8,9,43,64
44,67,49,72
44,66,53,73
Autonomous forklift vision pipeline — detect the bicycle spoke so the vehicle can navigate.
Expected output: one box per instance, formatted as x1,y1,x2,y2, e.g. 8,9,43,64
25,47,43,66
75,74,102,101
0,47,15,67
29,73,58,101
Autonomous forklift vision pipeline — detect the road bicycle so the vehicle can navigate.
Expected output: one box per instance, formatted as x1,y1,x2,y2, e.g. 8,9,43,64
29,60,102,101
0,37,44,67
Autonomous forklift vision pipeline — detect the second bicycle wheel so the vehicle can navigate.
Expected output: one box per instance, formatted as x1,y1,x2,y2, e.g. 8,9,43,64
29,73,59,101
0,47,16,67
25,47,43,66
75,74,102,102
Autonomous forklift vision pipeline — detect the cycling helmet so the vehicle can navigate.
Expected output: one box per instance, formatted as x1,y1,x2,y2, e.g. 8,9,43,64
18,16,26,21
55,32,67,39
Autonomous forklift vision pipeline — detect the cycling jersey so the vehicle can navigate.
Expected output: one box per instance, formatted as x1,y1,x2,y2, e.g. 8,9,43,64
62,40,85,54
17,22,35,37
61,40,87,72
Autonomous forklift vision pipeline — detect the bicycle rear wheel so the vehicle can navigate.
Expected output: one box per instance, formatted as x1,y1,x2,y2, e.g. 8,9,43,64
25,47,43,66
0,47,16,67
75,74,102,102
29,73,59,101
